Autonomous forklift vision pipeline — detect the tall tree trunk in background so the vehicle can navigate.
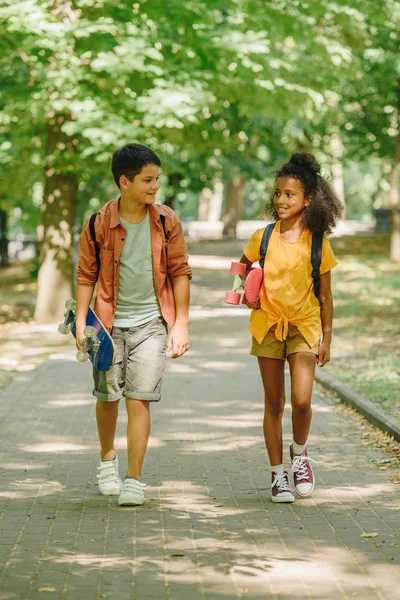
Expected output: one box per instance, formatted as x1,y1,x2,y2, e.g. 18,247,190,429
197,180,223,222
208,179,223,222
389,136,400,263
222,176,246,237
34,118,77,323
331,134,345,210
0,210,9,268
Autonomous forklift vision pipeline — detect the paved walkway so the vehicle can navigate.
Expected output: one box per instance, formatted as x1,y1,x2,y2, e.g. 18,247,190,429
0,242,399,600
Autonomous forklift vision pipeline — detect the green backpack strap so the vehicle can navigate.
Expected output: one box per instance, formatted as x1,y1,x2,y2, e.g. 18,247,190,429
311,233,323,305
89,212,100,272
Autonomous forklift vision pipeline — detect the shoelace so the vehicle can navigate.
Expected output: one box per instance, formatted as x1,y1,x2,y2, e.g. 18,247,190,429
96,462,120,483
272,471,291,492
292,454,316,480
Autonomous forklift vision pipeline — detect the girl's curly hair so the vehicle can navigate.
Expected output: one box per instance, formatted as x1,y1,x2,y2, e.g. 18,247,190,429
266,152,344,235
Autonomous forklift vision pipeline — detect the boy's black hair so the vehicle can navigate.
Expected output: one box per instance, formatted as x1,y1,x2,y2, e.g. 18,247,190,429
111,143,161,188
266,152,344,235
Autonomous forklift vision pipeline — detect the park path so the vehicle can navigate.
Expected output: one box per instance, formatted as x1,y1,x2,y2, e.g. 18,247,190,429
0,239,399,600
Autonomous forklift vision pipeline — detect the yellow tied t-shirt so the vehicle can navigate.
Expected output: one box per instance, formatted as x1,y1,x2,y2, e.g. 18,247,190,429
243,221,338,347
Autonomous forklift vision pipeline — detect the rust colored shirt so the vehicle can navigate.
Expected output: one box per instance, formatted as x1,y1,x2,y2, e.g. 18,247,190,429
76,198,192,331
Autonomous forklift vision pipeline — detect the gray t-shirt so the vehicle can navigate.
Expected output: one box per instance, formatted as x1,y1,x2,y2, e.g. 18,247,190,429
114,211,161,327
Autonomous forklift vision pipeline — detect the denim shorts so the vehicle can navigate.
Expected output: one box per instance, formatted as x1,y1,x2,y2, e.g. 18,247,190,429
93,317,168,403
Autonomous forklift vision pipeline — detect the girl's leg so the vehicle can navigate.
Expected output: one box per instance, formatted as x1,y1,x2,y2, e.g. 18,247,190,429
96,399,120,459
287,352,316,444
287,351,316,498
257,357,286,466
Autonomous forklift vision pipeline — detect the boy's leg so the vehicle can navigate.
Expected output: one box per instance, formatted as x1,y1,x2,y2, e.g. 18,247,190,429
125,399,150,478
118,317,167,506
96,399,119,460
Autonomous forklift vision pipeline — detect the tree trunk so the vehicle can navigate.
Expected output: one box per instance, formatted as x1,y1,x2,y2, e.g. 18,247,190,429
222,176,246,237
34,119,77,323
198,187,212,221
0,210,9,268
208,179,223,222
198,180,223,222
331,134,345,209
389,136,400,263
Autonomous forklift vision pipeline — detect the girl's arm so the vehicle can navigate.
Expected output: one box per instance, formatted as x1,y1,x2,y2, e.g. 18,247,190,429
318,271,333,367
239,254,260,310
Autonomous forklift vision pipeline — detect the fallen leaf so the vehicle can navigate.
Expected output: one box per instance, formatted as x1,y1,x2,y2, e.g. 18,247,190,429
361,532,378,539
38,588,56,593
171,552,185,557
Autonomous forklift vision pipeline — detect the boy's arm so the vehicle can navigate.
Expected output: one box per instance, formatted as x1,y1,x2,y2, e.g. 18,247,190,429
75,220,98,350
168,275,190,359
75,283,95,350
318,270,333,367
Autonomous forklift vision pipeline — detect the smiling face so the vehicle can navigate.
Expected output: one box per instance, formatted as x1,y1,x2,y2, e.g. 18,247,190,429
119,163,161,206
273,176,311,221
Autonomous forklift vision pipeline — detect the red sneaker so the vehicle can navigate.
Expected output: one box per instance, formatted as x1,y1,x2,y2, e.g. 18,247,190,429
271,471,294,503
290,446,315,498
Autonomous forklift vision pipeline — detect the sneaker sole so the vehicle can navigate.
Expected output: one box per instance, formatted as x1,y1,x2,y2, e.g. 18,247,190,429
118,499,144,506
294,478,315,498
99,488,122,496
271,495,295,503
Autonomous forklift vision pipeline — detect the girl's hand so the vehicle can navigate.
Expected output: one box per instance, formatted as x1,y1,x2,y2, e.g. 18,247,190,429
317,341,331,367
245,298,260,310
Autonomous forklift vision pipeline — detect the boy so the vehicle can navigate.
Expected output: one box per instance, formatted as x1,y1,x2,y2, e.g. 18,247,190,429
75,143,192,506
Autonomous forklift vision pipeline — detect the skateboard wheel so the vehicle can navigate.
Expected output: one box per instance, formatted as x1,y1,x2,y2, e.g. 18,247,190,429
65,298,76,310
225,290,241,305
58,322,71,335
244,268,263,304
76,350,89,363
230,262,246,276
83,325,97,338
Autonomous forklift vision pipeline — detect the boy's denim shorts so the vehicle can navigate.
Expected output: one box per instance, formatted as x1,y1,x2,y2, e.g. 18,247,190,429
93,317,168,403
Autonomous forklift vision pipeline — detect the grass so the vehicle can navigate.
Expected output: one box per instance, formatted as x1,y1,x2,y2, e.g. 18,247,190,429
328,234,400,420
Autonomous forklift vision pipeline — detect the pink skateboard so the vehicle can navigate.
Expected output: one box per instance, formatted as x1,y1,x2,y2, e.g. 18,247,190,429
225,262,263,305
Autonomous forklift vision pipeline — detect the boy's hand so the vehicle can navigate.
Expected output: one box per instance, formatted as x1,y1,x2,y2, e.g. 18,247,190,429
167,323,189,359
245,298,260,310
75,320,85,351
317,340,331,367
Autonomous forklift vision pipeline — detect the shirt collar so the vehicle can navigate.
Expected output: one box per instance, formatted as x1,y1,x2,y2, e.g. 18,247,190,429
109,197,162,228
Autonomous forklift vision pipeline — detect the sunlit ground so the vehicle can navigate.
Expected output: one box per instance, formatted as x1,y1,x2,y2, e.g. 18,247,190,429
0,234,399,598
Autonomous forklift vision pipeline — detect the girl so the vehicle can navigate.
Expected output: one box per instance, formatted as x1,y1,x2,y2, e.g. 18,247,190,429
240,153,343,502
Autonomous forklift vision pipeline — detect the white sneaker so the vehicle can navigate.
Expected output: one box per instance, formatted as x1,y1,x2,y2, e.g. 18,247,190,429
96,454,122,496
118,478,147,506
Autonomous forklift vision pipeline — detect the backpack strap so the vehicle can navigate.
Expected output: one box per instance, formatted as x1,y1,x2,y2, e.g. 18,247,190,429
311,233,323,306
259,222,323,305
259,223,275,269
160,214,167,241
89,212,100,272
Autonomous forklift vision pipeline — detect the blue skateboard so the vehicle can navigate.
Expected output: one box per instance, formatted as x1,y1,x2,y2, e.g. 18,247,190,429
58,299,115,371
